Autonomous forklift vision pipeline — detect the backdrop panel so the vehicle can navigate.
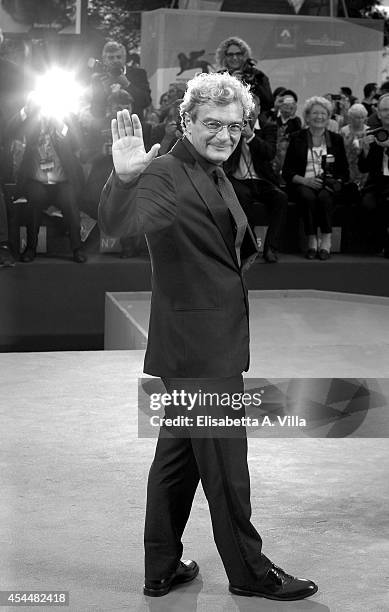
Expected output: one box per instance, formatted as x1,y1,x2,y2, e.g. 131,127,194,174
141,9,383,108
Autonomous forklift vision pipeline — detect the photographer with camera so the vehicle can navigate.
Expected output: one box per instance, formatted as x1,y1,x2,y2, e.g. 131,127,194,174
215,36,273,120
358,94,389,257
89,41,151,122
8,91,87,263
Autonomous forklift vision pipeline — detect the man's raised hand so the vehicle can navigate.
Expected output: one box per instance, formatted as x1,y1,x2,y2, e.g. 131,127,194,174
111,111,160,183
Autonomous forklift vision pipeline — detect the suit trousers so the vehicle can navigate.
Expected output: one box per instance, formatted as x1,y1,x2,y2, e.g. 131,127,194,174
23,179,82,251
144,376,271,587
229,177,287,252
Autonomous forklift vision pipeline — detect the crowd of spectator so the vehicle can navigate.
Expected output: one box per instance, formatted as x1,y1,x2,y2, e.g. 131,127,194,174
1,29,389,268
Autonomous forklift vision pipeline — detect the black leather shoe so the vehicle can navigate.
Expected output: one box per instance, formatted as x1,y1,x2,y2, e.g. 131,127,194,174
144,559,199,597
229,562,318,601
0,245,16,267
20,247,36,263
263,248,278,263
305,248,317,260
73,248,88,263
318,248,330,261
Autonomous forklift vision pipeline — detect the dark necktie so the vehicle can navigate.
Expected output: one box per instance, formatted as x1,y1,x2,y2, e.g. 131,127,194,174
213,166,247,266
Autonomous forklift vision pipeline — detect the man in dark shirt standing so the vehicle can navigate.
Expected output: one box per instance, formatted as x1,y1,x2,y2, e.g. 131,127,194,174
99,72,318,602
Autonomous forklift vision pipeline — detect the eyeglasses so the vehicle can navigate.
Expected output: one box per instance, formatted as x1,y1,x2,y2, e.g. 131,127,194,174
199,119,247,135
225,52,243,58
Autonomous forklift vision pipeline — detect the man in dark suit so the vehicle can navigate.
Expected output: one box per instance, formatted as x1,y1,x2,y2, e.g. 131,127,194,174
99,72,318,602
358,93,389,257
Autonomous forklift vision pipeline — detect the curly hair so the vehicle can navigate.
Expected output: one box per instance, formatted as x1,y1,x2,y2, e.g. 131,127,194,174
214,36,252,70
179,72,255,130
302,96,332,122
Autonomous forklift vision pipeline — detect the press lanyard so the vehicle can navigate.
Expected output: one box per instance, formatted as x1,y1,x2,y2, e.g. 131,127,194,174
310,146,324,177
308,130,326,177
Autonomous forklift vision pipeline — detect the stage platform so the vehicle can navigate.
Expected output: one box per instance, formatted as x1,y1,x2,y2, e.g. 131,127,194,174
105,289,389,439
1,252,389,352
1,345,388,611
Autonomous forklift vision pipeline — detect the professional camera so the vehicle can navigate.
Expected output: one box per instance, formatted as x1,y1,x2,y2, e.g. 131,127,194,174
89,58,124,78
366,127,389,143
107,60,125,78
320,154,342,194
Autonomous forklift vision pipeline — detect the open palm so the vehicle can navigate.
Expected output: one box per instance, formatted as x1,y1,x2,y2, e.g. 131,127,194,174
111,111,160,182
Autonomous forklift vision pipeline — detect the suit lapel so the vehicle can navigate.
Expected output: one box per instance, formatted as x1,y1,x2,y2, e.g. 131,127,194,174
170,138,258,270
185,162,239,266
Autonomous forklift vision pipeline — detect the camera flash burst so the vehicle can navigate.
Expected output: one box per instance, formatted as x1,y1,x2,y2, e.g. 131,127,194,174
33,68,83,121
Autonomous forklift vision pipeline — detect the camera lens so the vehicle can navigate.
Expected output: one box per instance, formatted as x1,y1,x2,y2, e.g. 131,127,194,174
375,128,389,142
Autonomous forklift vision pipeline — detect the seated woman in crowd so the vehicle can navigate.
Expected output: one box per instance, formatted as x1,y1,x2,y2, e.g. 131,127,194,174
282,96,349,260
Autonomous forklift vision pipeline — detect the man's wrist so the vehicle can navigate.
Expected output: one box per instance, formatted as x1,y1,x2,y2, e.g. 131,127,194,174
115,172,138,187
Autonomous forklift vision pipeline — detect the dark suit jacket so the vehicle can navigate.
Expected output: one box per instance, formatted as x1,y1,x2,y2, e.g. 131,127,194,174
358,141,389,188
282,128,349,185
224,120,279,185
99,138,258,378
